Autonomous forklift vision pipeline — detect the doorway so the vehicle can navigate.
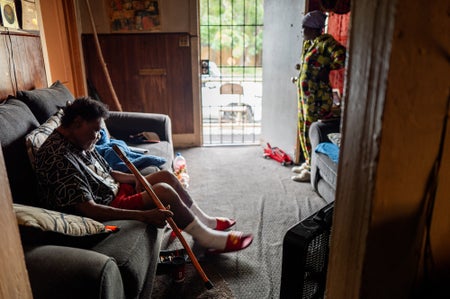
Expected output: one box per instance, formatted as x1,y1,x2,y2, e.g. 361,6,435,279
199,0,264,145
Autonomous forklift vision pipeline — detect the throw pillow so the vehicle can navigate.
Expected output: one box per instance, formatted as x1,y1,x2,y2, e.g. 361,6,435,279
25,109,64,168
14,204,117,247
16,80,74,124
327,133,341,148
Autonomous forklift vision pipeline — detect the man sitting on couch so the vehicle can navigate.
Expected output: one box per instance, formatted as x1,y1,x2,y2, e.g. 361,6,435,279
34,97,253,254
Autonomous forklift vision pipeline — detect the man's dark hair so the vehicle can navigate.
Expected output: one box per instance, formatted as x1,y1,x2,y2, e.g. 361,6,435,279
61,97,109,127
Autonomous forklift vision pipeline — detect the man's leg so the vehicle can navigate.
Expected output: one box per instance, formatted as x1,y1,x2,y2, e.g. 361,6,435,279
144,170,235,230
142,182,252,252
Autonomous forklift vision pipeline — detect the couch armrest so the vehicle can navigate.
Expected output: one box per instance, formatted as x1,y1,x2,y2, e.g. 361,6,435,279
25,245,125,299
105,111,172,144
309,118,341,150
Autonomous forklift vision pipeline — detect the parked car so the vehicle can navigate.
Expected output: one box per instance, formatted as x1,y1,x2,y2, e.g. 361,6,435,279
202,61,221,89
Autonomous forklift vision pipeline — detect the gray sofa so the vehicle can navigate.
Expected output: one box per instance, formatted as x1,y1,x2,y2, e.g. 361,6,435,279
0,82,174,299
309,118,341,203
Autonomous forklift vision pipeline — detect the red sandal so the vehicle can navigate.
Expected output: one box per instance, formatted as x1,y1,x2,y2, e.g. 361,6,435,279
206,232,253,255
215,217,236,231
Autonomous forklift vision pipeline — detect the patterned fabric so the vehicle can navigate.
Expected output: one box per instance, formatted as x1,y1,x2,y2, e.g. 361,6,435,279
35,130,119,211
297,33,346,164
25,109,63,168
14,203,108,236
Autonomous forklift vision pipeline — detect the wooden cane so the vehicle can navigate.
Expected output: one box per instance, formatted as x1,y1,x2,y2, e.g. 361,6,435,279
112,145,214,289
85,0,123,112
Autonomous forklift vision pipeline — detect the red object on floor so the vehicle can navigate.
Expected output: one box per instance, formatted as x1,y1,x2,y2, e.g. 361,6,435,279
263,143,293,166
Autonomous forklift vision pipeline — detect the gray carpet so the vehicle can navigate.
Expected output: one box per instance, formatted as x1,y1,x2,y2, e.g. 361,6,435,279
152,145,329,298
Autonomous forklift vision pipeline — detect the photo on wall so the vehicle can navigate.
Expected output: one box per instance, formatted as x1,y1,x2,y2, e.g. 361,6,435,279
21,0,39,31
107,0,161,32
0,0,19,29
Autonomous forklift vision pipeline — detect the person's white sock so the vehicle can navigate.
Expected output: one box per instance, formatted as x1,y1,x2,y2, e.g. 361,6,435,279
190,203,217,228
183,217,228,249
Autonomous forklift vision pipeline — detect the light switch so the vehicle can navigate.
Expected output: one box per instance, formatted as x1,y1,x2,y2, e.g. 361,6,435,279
179,36,190,47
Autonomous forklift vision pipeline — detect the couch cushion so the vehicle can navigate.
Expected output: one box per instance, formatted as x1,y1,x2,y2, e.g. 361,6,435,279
91,220,162,299
17,80,74,124
0,99,40,205
25,245,125,299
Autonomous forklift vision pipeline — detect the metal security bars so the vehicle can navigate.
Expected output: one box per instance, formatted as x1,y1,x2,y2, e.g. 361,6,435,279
200,0,264,145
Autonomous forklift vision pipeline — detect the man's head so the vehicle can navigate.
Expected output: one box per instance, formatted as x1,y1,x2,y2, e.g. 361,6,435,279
61,97,109,151
302,10,327,40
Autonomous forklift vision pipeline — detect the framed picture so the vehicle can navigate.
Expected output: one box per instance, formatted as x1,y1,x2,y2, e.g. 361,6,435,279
21,0,39,31
108,0,161,32
1,0,19,29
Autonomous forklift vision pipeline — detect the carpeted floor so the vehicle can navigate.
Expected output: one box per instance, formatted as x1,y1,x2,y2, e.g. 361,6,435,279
152,145,330,298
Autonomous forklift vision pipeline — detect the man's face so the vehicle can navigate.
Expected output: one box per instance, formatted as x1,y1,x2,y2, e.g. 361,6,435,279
72,117,102,151
302,26,320,40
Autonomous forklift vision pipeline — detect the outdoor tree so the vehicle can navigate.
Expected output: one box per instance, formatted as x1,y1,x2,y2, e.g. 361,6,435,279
200,0,264,73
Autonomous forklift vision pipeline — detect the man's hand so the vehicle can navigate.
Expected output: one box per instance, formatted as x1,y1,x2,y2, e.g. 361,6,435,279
135,178,144,193
140,206,174,228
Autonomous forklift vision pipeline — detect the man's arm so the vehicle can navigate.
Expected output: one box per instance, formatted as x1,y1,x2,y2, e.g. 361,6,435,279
110,170,137,184
75,200,173,228
329,39,346,70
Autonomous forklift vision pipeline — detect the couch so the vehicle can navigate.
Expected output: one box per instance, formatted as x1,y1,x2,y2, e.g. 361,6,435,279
0,81,174,299
309,118,341,203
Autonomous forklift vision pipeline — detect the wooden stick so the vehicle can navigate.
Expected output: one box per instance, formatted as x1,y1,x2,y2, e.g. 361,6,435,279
112,145,214,289
85,0,123,112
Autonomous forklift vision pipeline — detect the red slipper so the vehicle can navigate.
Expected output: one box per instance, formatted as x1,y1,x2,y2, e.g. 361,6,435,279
206,232,253,255
215,217,236,231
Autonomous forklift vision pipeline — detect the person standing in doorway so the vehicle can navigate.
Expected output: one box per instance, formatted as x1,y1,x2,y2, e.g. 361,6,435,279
292,10,346,182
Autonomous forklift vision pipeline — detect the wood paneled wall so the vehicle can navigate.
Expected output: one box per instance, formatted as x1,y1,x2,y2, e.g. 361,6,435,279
82,33,194,134
0,148,32,298
0,31,44,299
0,32,47,101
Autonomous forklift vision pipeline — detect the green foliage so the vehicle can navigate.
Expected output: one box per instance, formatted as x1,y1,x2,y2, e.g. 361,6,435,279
200,0,264,67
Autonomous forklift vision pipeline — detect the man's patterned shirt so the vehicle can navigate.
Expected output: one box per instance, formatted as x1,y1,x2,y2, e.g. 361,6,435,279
35,130,119,212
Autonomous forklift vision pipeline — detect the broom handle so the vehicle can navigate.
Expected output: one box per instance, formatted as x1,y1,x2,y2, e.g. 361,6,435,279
85,0,123,112
112,145,213,289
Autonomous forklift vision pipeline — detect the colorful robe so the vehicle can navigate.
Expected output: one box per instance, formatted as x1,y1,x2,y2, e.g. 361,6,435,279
297,33,346,166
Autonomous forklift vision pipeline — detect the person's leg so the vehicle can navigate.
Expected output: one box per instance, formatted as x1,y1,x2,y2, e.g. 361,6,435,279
292,88,310,174
144,170,192,206
298,89,311,166
143,170,235,230
292,92,314,182
142,182,251,252
293,85,334,182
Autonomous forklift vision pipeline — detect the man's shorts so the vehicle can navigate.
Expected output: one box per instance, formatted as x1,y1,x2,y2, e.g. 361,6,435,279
110,183,145,210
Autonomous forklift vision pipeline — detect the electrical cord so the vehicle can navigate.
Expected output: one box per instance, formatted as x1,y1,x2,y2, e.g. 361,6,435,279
4,27,19,95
